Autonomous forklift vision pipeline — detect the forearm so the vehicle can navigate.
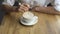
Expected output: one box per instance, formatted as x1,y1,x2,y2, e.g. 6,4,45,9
1,5,18,12
32,6,60,15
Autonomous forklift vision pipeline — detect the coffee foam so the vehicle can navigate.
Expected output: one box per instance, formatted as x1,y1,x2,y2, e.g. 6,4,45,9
23,12,34,19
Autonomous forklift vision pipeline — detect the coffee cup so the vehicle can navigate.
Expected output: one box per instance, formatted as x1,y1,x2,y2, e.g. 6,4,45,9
20,11,38,26
21,12,34,22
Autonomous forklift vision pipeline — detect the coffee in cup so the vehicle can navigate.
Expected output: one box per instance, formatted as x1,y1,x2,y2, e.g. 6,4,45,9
20,11,38,26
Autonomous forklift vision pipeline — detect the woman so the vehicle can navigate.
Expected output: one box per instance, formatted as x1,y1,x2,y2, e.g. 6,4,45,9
0,0,29,23
20,0,60,15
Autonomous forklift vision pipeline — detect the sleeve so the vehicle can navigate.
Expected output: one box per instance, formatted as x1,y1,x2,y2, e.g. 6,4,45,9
0,0,3,5
13,0,19,6
0,0,6,24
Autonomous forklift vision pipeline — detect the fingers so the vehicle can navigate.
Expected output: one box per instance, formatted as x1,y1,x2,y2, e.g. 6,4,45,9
22,3,30,8
19,3,30,8
18,3,30,12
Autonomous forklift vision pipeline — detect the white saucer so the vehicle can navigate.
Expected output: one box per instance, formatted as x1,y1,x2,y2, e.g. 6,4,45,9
20,16,38,26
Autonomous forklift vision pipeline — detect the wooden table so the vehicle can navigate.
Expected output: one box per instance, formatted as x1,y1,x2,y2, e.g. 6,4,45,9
0,11,60,34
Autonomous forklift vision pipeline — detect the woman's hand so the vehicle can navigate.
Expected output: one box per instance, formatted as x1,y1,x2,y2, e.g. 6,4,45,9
18,3,30,12
32,6,60,15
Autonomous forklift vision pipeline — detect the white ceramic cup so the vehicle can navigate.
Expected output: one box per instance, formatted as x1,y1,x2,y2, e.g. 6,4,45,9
20,11,38,25
21,12,34,23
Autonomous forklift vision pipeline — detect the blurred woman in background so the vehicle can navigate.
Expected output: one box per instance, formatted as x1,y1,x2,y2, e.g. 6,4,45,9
20,0,60,15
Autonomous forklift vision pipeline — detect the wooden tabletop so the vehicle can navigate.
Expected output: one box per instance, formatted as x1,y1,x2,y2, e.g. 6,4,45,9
0,11,60,34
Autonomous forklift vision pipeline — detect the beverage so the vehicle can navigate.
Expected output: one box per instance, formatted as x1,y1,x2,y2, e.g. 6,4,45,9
20,11,38,26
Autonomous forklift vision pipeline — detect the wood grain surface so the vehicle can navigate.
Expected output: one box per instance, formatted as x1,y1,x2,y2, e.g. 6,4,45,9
0,11,60,34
